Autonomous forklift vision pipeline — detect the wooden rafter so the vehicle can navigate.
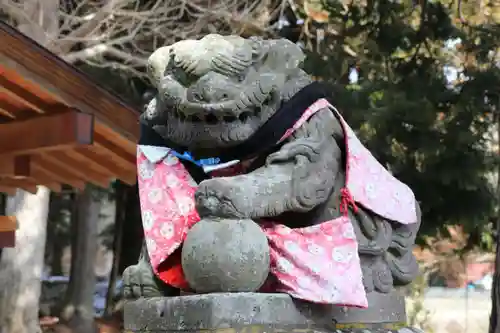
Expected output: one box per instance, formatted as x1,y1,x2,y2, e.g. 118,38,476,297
0,22,141,195
73,147,136,185
0,110,94,156
0,216,16,248
0,75,46,114
42,151,111,188
0,185,16,195
94,122,136,156
0,216,16,232
0,95,35,121
0,178,37,194
0,105,15,118
0,155,31,176
30,167,62,192
31,157,85,190
94,132,136,167
0,22,139,141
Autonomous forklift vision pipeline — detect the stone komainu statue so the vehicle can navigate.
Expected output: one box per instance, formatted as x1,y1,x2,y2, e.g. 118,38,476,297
123,34,422,333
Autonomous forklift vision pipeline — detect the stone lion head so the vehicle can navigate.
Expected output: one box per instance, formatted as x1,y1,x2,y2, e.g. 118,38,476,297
141,34,312,152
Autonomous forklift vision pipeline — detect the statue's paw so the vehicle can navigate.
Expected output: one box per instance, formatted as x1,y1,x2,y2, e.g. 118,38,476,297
122,263,163,299
195,178,246,218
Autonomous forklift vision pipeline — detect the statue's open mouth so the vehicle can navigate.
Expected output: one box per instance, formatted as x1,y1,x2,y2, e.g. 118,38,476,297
169,107,259,125
158,72,282,126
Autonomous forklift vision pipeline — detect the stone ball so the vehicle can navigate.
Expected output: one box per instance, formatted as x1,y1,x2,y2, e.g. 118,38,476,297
181,218,270,293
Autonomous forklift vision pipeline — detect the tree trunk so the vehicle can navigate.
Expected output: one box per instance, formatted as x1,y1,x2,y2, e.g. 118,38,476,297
104,182,127,317
488,107,500,333
50,240,65,276
118,183,143,274
0,187,51,333
61,187,100,333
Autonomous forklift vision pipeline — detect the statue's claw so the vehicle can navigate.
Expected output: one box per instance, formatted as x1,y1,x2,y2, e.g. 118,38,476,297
195,178,246,219
122,262,163,299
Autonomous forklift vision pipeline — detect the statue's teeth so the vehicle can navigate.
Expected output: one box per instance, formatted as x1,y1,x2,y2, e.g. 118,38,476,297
188,115,203,123
238,112,251,122
205,113,218,125
223,114,237,123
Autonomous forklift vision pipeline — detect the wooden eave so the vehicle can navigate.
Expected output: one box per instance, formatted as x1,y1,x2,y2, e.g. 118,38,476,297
0,22,141,194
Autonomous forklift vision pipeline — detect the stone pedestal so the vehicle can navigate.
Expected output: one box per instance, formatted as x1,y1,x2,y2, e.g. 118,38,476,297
124,292,424,333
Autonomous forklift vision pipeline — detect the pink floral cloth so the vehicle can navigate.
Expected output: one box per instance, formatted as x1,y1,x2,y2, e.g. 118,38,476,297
336,106,418,224
137,98,418,308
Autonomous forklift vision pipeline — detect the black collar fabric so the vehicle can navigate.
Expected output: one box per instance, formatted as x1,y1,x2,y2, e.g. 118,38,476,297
139,81,329,163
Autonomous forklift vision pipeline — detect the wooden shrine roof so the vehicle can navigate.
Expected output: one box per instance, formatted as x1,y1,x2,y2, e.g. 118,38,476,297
0,22,141,195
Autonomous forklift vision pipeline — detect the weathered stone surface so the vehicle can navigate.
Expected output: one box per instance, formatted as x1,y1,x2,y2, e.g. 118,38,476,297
126,33,422,300
124,292,412,332
182,219,270,293
124,34,424,333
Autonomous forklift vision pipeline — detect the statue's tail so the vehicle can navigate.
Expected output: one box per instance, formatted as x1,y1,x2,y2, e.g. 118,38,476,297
354,201,421,293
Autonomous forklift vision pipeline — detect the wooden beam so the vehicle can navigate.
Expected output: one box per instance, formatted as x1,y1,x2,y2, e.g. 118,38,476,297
0,96,18,115
95,122,137,156
0,106,15,118
0,216,16,232
0,155,30,176
0,185,16,195
0,76,45,113
30,167,62,192
42,151,111,188
0,230,15,247
0,91,55,121
0,178,37,194
32,156,85,190
0,216,16,247
93,132,136,167
0,22,140,141
0,110,94,156
73,147,136,185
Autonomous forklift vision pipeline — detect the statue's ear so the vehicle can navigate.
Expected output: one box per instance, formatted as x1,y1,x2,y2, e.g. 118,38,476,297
147,46,172,88
261,39,305,74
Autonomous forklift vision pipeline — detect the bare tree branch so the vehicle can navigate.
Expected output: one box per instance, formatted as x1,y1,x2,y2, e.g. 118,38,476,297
62,43,147,67
5,0,281,79
0,1,33,25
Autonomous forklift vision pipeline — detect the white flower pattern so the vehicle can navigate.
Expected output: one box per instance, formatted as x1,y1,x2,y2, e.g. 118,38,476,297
307,260,323,274
160,223,175,239
332,245,354,264
297,276,313,290
300,225,322,234
284,240,301,254
342,223,356,239
343,122,418,224
138,160,155,180
142,210,155,231
364,182,376,200
165,174,180,187
276,226,292,235
148,188,162,204
276,257,293,273
163,154,179,166
307,243,324,255
146,238,157,252
176,195,195,215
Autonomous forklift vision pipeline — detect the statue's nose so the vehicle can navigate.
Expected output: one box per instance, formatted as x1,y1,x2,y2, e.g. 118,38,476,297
188,72,236,103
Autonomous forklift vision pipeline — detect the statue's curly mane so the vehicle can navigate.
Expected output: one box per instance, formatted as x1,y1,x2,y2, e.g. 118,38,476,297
353,203,421,293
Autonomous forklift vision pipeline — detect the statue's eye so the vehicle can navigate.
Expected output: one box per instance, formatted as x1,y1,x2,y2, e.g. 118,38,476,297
236,69,248,82
173,67,197,86
165,55,196,85
166,55,175,71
